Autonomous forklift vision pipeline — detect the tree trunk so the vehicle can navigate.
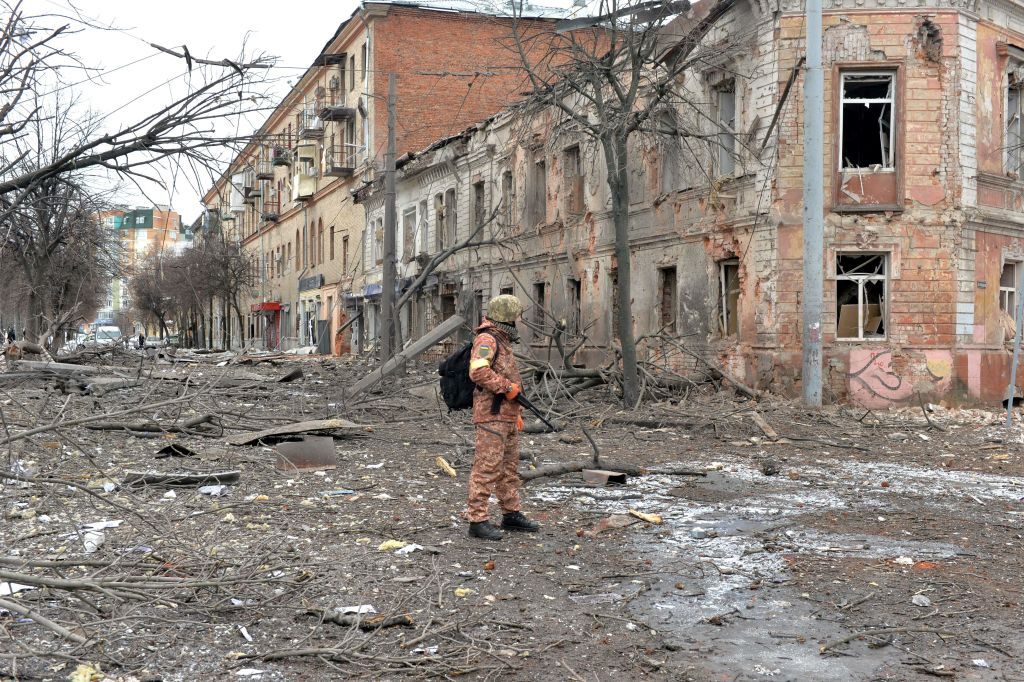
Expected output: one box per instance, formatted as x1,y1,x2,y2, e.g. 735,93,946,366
602,133,641,407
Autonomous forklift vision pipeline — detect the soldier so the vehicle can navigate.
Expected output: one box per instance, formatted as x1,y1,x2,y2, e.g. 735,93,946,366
466,294,540,541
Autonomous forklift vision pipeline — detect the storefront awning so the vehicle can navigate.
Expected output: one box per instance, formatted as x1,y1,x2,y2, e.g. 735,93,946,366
250,301,281,312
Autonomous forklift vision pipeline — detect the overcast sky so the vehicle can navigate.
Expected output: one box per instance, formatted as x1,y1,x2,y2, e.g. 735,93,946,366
42,0,361,222
36,0,581,224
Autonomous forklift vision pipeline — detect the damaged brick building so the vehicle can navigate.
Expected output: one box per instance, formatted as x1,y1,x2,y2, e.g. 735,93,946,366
355,0,1024,407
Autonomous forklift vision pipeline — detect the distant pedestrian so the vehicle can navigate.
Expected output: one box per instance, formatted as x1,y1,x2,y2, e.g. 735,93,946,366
138,333,145,349
6,327,14,344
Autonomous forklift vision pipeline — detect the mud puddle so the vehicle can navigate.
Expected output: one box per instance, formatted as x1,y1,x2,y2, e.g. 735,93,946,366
530,459,996,680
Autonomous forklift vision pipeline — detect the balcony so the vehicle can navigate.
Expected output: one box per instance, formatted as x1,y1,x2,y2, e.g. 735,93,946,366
271,147,292,167
256,160,274,180
298,110,323,139
296,142,317,163
292,172,316,201
261,190,280,222
318,90,356,122
324,144,358,178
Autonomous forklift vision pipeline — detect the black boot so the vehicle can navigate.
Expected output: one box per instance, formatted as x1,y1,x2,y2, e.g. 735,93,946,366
501,511,540,532
468,521,504,541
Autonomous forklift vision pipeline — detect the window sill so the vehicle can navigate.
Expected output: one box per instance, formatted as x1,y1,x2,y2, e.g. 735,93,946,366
834,337,888,343
832,204,902,214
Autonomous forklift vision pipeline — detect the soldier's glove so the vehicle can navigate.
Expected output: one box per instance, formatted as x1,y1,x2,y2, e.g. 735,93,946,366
516,415,524,431
505,384,521,401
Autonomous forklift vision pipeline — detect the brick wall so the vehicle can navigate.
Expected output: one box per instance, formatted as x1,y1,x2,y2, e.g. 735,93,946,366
373,8,557,158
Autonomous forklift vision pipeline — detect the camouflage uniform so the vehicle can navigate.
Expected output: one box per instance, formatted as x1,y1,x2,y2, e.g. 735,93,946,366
465,319,524,523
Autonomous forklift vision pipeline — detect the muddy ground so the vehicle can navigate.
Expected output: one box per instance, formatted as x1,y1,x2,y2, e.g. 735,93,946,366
1,350,1022,681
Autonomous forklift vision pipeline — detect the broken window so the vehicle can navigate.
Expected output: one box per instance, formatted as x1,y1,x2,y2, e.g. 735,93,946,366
716,83,736,177
1008,72,1023,176
441,294,457,321
610,269,620,340
500,171,513,227
500,285,514,296
568,278,582,336
434,193,444,251
840,73,895,170
444,188,457,246
531,155,546,227
418,200,428,253
719,259,740,336
658,266,677,331
532,282,547,330
836,254,887,340
472,181,486,232
563,145,584,215
1001,261,1019,321
402,207,417,261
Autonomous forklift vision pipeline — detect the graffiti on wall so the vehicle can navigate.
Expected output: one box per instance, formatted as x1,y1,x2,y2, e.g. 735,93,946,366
847,348,953,408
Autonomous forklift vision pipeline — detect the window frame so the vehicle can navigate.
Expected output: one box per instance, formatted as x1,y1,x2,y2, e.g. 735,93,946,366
838,71,896,171
719,259,740,337
831,63,904,213
714,82,736,177
1000,260,1020,322
835,252,889,341
1007,69,1023,177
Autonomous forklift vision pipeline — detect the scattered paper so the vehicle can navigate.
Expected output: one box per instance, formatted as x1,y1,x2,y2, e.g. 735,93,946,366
199,484,228,496
336,605,376,615
0,582,35,597
378,540,407,552
395,544,424,555
453,587,475,598
238,625,253,642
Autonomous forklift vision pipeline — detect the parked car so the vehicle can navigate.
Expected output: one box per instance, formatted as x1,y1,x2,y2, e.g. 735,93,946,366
76,326,122,350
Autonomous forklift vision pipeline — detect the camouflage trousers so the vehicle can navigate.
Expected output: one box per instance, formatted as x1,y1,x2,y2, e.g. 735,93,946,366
465,421,522,522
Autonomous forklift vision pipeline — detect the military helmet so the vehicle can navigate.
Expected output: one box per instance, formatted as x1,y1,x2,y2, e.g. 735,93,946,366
486,294,523,323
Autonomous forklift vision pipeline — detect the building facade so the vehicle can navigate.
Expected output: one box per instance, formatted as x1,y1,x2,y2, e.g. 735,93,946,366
201,1,562,353
97,205,186,331
354,0,1024,407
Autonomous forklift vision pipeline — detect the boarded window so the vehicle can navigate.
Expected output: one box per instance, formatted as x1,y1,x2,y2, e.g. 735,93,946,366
840,73,895,170
329,225,335,261
716,83,736,176
341,236,348,271
563,145,584,215
658,266,677,331
719,259,740,336
836,254,887,340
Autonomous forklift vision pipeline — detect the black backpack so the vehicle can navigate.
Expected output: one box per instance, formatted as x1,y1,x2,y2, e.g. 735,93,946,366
438,338,499,411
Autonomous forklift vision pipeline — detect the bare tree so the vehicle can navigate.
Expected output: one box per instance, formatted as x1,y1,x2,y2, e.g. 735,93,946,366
0,0,274,345
0,113,118,348
505,0,735,406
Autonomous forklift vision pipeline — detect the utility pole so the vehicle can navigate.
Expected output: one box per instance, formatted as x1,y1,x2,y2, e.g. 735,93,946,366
802,0,824,407
381,73,397,362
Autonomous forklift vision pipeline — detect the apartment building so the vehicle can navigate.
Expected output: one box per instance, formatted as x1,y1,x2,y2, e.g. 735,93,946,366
96,206,185,330
355,0,1024,407
201,1,563,352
